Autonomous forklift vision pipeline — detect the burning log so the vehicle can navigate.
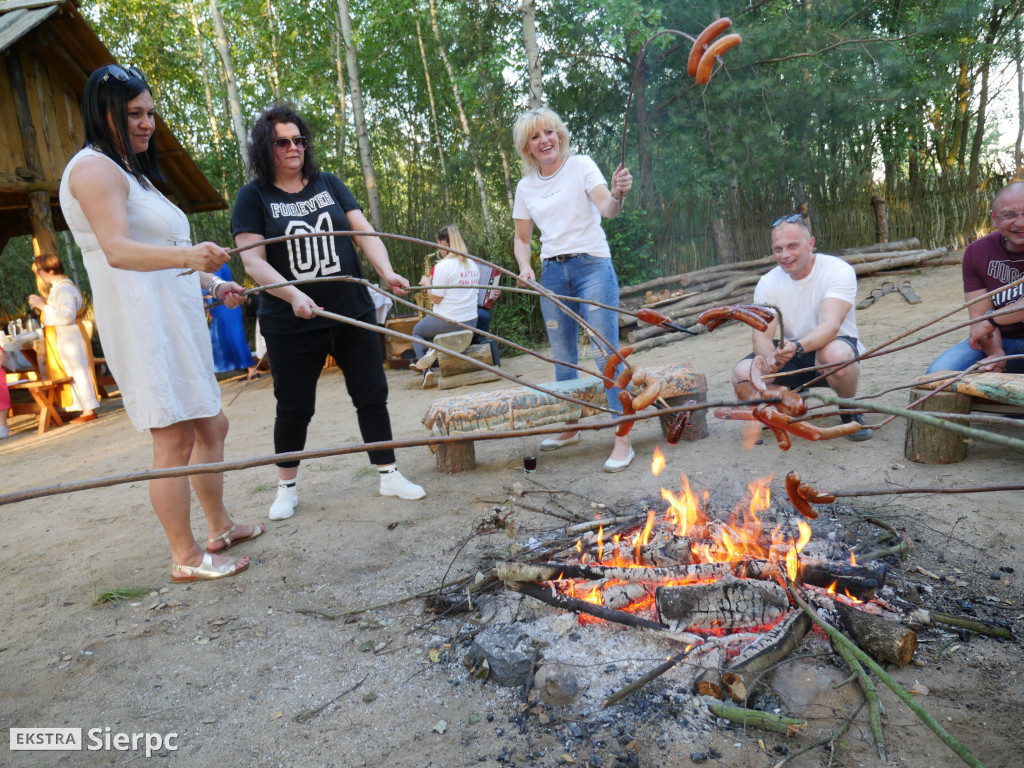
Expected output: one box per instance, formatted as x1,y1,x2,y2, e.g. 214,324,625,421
811,593,917,667
655,575,790,632
799,558,888,601
506,580,662,630
719,610,813,702
493,558,785,585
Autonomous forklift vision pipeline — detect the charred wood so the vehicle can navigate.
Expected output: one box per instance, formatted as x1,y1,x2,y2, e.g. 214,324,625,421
720,610,813,702
656,575,790,632
506,580,663,630
810,593,917,666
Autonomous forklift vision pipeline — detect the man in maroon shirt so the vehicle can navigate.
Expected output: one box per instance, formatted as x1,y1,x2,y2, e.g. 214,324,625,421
927,181,1024,374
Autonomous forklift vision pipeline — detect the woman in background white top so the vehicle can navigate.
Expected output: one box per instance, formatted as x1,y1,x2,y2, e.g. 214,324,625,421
59,64,263,582
511,107,635,472
412,224,481,381
27,253,100,422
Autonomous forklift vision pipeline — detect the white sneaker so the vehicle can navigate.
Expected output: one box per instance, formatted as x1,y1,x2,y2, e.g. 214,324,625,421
269,482,298,520
379,469,426,500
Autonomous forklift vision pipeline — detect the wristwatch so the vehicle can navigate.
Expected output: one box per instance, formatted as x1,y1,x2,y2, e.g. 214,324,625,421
985,310,1000,328
793,340,805,356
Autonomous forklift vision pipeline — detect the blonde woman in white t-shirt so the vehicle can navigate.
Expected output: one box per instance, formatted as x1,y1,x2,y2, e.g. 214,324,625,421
412,224,481,382
511,107,636,473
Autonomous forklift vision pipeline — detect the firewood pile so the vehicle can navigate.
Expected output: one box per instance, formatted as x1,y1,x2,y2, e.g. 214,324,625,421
619,238,958,351
442,468,1013,760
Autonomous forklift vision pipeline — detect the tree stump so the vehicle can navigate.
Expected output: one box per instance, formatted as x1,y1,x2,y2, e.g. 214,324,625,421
904,388,970,464
659,393,709,441
436,440,476,473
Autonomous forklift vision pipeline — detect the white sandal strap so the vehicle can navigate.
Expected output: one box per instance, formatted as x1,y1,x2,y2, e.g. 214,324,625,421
207,523,238,547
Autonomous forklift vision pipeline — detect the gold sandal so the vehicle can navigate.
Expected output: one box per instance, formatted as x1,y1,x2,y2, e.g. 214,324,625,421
205,522,265,554
171,553,249,583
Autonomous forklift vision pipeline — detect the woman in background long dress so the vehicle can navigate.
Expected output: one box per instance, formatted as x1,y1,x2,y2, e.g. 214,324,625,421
206,263,256,374
28,253,101,423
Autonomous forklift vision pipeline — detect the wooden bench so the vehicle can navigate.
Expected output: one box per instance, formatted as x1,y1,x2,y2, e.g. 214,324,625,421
905,371,1024,463
422,361,708,472
8,376,74,434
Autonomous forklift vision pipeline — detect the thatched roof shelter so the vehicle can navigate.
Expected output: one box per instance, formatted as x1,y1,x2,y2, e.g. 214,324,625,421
0,0,224,256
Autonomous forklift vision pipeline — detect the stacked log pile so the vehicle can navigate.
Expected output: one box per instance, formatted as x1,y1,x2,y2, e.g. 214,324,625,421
620,238,958,351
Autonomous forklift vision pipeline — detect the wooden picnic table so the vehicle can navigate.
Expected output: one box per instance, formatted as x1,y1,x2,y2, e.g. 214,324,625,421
7,376,74,434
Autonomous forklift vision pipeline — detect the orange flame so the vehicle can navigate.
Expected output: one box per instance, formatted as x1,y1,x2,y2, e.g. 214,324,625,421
651,446,666,476
634,510,657,561
661,474,703,536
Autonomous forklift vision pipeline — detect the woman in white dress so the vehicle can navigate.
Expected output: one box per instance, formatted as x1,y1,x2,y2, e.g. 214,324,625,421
59,64,264,582
27,253,100,423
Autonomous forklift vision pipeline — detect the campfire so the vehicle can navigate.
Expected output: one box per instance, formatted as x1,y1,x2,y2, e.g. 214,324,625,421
479,450,919,724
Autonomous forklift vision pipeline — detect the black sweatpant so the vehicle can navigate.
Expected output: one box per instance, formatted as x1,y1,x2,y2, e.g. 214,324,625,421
263,317,395,468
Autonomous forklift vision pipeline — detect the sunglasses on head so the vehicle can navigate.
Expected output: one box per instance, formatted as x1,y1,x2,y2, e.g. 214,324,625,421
100,64,147,86
274,136,308,149
770,213,806,228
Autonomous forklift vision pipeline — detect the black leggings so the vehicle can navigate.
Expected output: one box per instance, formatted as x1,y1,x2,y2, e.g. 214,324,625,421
263,318,395,468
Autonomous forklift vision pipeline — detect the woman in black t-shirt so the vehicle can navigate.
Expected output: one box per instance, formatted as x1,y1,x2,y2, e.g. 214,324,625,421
232,104,426,520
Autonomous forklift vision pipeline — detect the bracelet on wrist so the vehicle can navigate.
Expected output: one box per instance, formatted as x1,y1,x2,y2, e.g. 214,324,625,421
985,311,1000,328
207,276,224,297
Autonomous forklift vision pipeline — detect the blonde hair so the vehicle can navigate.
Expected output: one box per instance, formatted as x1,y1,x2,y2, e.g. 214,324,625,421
512,107,571,175
437,223,470,268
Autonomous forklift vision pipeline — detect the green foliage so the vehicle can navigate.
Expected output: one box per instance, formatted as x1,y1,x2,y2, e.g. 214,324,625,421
5,0,1019,322
605,208,656,287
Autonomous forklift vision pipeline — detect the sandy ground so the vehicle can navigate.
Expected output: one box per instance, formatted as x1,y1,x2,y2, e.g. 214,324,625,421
1,261,1021,768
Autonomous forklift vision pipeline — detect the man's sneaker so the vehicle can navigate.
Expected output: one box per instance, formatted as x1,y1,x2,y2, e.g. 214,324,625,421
840,413,873,442
269,481,298,520
379,469,426,500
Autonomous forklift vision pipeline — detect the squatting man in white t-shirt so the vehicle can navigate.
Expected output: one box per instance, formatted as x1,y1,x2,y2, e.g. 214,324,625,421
730,215,872,441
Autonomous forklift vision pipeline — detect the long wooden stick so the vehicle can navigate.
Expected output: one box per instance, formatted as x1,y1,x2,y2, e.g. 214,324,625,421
0,402,720,507
226,230,624,364
818,394,1024,453
602,647,694,708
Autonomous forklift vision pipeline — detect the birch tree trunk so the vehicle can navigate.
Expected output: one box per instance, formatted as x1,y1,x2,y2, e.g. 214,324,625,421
521,0,543,108
1016,34,1023,178
416,17,450,219
265,0,282,101
331,11,347,165
336,0,383,228
210,0,249,168
428,0,493,242
188,2,228,196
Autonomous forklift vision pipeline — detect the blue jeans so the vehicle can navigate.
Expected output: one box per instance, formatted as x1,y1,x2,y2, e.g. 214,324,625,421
926,336,1024,374
540,254,624,413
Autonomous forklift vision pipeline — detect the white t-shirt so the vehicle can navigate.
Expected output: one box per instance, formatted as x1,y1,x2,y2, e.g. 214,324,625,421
753,253,864,353
431,256,480,323
513,154,611,260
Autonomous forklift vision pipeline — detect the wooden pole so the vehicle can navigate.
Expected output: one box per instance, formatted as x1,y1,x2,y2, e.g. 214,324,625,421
4,49,59,255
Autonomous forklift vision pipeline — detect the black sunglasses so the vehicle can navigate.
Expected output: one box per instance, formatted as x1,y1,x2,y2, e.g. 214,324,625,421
770,213,806,228
100,64,147,86
274,136,308,149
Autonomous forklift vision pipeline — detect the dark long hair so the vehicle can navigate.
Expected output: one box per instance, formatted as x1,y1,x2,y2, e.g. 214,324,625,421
81,65,162,185
246,104,319,188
